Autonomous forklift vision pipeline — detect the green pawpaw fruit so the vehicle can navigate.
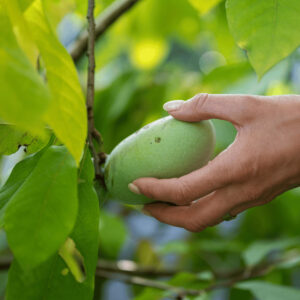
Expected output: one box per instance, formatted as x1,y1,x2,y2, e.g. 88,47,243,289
104,116,215,204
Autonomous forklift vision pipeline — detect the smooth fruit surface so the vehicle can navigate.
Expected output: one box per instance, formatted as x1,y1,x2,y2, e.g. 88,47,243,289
104,116,216,204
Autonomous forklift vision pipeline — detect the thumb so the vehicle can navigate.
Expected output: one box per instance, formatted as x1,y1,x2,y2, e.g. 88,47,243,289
163,93,258,125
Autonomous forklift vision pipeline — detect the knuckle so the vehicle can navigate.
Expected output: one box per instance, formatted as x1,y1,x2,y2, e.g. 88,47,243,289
183,210,207,232
183,221,203,233
193,93,209,114
171,179,192,205
242,95,265,121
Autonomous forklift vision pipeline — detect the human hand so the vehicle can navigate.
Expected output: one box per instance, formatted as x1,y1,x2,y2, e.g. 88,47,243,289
128,93,300,232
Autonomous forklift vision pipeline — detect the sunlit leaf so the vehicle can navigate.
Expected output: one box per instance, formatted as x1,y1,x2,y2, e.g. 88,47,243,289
4,146,78,270
226,0,300,77
18,0,34,11
0,12,50,135
3,0,37,65
0,124,50,156
26,0,87,164
236,280,300,300
189,0,223,15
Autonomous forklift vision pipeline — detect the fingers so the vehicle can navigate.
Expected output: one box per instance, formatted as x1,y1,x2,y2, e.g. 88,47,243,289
132,148,237,205
164,93,260,126
143,203,191,229
143,188,238,232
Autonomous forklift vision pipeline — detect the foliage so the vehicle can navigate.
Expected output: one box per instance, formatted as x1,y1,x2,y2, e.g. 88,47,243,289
0,0,300,300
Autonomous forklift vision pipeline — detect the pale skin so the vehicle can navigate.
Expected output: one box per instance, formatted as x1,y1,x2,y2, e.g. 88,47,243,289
128,93,300,232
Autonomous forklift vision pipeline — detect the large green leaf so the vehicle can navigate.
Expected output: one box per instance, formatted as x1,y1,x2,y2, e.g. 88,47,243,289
0,151,44,228
6,151,100,300
4,146,78,270
226,0,300,77
25,0,87,165
236,280,300,300
0,124,49,156
3,0,37,65
0,12,50,135
243,237,300,266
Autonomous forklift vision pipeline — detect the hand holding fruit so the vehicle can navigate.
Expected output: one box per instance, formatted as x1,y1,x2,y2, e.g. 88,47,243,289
130,93,300,232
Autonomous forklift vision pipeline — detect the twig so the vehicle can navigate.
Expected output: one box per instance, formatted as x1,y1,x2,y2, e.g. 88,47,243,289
70,0,141,62
1,251,299,298
86,0,105,185
96,270,201,297
96,251,300,297
97,259,177,277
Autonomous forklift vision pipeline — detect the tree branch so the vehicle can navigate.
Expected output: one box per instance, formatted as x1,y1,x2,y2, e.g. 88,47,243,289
96,270,201,297
97,259,177,277
96,250,300,297
86,0,106,185
70,0,141,62
1,251,299,298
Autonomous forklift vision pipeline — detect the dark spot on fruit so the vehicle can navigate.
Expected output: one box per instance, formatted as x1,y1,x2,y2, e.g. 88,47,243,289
155,137,161,143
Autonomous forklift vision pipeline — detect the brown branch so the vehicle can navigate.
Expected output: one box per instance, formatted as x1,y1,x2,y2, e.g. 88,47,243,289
97,259,177,277
86,0,105,185
96,270,201,297
1,251,299,297
70,0,141,62
96,250,300,297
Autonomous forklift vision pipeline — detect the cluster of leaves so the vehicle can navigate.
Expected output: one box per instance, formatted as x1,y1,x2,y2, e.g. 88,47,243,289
1,0,300,300
0,0,99,299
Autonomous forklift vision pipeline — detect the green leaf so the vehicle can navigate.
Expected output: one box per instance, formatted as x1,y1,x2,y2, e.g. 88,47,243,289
201,62,252,93
0,124,50,156
99,211,128,259
226,0,300,77
3,0,38,65
6,150,99,300
169,272,211,290
4,146,78,270
18,0,34,11
243,237,300,266
0,12,50,135
235,280,300,300
0,151,44,228
26,0,87,165
189,0,223,15
134,288,164,300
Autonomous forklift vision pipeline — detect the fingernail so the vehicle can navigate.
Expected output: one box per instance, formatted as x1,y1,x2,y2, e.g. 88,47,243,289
128,183,141,195
142,207,152,216
163,100,185,112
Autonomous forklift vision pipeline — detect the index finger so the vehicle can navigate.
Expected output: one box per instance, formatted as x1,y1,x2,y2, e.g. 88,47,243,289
131,146,238,205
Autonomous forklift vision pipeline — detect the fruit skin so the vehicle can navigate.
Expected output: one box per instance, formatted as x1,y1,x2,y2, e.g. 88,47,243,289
104,116,216,205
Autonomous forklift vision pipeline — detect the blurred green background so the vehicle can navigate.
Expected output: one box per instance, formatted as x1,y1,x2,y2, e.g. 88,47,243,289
1,0,300,299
